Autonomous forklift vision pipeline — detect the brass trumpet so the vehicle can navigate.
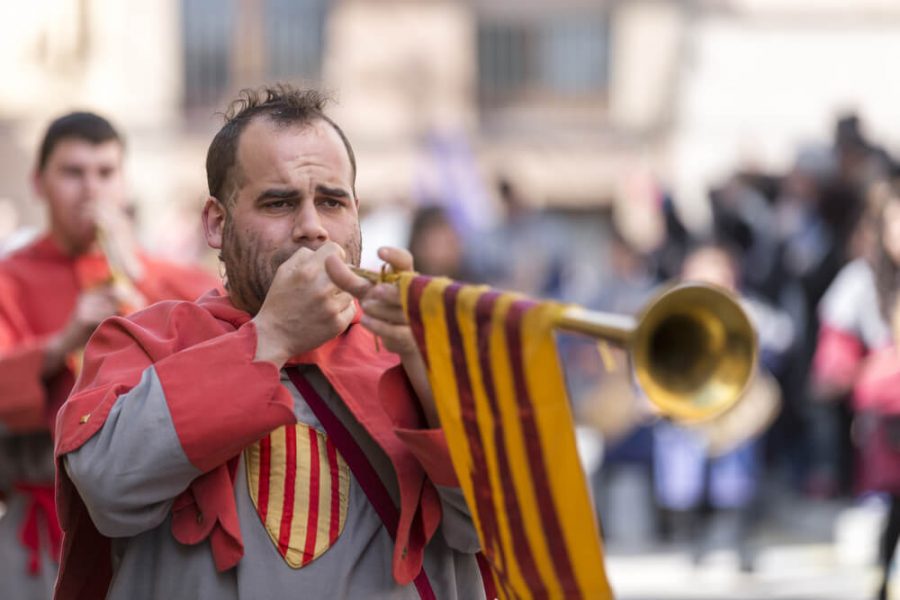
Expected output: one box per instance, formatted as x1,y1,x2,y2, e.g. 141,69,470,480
351,266,757,423
558,283,757,422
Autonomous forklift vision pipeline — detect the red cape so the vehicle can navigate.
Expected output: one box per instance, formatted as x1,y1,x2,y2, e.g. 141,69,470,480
0,234,219,433
54,292,456,600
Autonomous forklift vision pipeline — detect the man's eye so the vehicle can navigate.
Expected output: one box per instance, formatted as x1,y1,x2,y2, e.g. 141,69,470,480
265,200,292,209
320,198,344,208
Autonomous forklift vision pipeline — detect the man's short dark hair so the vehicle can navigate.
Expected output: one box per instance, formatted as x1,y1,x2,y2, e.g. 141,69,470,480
206,84,357,204
38,112,123,172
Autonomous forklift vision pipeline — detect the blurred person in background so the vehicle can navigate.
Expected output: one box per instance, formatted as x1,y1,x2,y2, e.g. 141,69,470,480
469,177,568,299
807,180,894,499
767,146,849,492
572,224,657,446
653,243,786,573
0,112,218,599
708,174,781,301
853,290,900,600
708,115,893,499
647,191,693,284
568,224,659,545
785,116,891,497
848,190,900,599
834,114,896,191
406,204,476,282
593,223,658,314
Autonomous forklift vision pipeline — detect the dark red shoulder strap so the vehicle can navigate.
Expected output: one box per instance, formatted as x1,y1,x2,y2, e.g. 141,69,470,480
286,370,437,600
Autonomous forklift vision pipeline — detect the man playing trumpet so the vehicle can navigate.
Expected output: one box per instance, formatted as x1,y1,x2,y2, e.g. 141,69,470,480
55,86,485,599
0,111,219,599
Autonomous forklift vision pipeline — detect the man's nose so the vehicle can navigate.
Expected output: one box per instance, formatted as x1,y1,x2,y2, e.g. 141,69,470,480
83,172,105,202
292,202,328,244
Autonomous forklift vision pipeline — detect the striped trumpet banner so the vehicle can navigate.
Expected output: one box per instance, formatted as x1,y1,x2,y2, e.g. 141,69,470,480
399,274,612,600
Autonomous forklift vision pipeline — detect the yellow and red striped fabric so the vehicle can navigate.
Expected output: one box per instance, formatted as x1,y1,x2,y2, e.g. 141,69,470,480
245,423,350,568
400,274,612,600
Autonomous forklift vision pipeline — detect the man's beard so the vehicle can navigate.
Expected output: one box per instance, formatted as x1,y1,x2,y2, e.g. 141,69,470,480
220,215,362,315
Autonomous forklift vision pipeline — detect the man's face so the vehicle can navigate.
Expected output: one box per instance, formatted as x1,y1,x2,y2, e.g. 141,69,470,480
206,117,361,314
883,199,900,267
34,138,125,254
415,222,462,277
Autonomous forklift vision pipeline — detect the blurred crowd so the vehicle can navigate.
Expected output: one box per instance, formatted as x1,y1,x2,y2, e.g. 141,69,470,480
386,113,900,596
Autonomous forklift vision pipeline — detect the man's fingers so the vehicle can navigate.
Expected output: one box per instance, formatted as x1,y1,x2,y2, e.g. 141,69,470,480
359,316,417,354
338,295,359,325
280,242,345,281
325,255,372,299
360,298,407,325
282,246,316,269
376,246,414,273
277,243,344,288
313,241,346,263
369,283,401,304
359,319,419,357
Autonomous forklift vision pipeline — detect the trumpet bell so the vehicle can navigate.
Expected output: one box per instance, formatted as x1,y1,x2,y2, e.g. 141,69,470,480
632,283,757,422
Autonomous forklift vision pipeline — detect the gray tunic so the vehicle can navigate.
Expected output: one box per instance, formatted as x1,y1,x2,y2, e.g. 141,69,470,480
0,432,58,600
65,365,484,600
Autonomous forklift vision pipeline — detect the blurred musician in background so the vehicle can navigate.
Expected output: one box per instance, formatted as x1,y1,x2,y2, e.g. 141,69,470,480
0,111,218,599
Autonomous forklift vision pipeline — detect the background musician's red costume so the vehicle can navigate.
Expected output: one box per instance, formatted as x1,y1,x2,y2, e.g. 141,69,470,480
0,111,218,600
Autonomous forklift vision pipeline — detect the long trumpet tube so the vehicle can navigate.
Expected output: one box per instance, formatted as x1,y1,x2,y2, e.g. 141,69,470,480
351,267,758,422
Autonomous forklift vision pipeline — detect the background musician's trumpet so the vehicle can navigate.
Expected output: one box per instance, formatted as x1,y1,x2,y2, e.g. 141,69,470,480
93,205,147,312
352,266,758,423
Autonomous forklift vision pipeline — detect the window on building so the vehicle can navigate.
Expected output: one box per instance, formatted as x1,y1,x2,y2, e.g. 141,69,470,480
477,13,610,107
264,0,326,81
181,0,326,111
182,0,236,109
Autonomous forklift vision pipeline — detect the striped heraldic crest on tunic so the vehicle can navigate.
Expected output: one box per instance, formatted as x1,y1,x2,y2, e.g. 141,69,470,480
245,423,350,568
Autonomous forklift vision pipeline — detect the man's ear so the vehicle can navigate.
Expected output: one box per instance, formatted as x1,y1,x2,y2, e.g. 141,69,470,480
31,168,45,203
203,196,226,250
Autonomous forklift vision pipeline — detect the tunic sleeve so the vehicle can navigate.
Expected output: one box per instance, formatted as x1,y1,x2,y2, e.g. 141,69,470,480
378,365,480,553
152,322,295,472
394,427,481,553
60,314,295,537
64,366,202,537
0,275,49,432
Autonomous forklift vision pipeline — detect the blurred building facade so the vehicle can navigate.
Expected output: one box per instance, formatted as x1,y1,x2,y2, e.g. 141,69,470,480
0,0,899,254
